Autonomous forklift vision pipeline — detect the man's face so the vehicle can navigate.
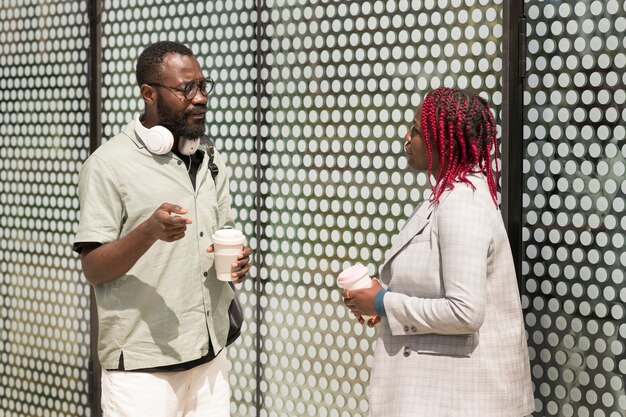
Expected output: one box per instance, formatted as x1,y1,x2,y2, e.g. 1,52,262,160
154,54,208,140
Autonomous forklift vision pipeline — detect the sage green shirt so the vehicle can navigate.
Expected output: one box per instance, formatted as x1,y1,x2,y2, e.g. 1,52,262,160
74,120,235,370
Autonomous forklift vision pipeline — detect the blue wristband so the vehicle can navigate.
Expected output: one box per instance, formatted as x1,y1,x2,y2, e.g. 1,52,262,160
374,288,387,316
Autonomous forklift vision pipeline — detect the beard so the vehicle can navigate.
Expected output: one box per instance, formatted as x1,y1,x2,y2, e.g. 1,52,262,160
156,99,206,139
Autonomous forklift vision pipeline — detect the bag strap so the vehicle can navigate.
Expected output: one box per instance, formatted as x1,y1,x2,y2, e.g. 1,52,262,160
200,135,219,180
200,137,243,346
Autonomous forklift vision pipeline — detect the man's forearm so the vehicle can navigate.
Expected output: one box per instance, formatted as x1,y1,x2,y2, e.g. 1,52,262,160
81,222,157,286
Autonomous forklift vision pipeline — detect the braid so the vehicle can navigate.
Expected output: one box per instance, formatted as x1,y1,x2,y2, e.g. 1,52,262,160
421,89,442,190
421,87,499,205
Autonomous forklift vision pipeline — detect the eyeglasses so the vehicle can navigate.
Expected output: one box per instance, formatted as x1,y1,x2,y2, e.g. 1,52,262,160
409,125,422,137
148,77,214,101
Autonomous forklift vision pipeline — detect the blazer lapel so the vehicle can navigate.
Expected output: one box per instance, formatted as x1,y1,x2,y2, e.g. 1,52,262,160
382,200,436,268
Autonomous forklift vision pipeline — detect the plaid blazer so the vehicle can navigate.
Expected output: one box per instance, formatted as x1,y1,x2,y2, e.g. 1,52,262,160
368,174,535,417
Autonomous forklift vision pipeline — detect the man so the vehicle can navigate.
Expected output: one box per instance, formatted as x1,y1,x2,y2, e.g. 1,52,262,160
73,41,251,417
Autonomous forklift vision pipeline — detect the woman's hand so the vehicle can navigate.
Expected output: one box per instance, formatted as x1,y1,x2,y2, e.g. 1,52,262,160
356,314,382,328
342,278,383,326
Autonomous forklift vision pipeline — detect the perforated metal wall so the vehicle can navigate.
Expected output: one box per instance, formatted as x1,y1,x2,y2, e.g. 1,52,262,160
0,1,92,416
3,0,624,416
256,2,503,416
524,1,626,416
99,1,504,416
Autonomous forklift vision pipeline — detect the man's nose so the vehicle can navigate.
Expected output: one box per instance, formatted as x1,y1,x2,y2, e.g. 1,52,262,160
191,89,208,105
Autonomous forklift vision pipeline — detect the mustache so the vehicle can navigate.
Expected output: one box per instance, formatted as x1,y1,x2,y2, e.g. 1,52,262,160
184,105,207,116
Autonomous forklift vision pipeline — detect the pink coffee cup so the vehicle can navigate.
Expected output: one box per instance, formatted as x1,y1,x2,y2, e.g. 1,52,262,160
337,263,372,320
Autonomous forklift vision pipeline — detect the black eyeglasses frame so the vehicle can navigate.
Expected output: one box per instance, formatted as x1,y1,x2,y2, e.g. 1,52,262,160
147,77,214,102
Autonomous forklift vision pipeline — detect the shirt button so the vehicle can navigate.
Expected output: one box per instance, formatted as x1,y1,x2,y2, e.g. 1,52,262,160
203,271,208,277
403,346,411,357
177,160,182,165
199,232,204,237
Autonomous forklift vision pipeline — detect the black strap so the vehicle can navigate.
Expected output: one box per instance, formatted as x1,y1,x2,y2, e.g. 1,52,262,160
200,135,219,180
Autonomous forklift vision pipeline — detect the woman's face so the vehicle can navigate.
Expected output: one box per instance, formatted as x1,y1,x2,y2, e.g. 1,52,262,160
404,106,432,172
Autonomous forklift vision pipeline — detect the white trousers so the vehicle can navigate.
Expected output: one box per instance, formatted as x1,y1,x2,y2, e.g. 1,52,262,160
101,351,230,417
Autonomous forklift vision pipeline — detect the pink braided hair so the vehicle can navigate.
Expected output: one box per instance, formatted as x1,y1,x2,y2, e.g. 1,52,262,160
421,87,499,205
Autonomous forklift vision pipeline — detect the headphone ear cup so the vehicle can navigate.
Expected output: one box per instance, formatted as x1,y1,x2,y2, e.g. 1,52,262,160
134,115,174,155
144,125,174,155
178,138,200,156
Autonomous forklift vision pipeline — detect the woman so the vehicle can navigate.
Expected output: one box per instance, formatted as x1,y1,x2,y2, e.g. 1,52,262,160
343,88,535,417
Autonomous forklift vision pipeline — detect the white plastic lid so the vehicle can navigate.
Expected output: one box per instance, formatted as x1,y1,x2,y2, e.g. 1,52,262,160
212,228,245,245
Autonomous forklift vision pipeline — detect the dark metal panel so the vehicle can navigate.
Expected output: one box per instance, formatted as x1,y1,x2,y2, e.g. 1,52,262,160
88,0,103,415
502,0,526,283
254,2,264,415
88,0,103,154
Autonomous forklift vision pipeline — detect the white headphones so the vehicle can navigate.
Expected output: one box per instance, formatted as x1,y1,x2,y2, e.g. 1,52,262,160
134,114,200,156
134,114,174,155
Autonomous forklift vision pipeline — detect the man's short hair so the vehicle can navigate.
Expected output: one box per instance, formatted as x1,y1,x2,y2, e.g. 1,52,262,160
136,41,195,86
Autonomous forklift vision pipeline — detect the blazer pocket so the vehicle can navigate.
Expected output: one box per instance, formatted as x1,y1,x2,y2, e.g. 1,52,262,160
416,333,478,358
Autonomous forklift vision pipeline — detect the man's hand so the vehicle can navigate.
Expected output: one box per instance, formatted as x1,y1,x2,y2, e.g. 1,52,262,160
80,203,191,285
207,245,252,284
145,203,192,242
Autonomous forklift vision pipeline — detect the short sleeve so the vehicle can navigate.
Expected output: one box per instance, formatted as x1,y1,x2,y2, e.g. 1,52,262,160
72,154,125,252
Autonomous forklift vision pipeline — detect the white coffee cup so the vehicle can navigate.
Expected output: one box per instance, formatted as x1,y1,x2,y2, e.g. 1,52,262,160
337,263,373,320
212,228,246,281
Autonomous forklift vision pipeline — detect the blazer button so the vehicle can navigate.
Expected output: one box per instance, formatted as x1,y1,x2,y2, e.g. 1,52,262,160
410,326,417,332
403,346,410,357
403,325,410,332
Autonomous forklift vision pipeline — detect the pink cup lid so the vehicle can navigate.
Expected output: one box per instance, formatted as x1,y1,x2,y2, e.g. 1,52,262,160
212,228,245,245
337,263,369,287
